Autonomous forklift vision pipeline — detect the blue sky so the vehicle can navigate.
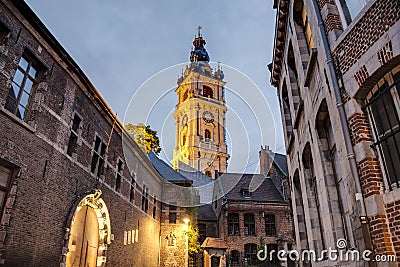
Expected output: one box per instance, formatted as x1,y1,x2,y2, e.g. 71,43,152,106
26,0,285,173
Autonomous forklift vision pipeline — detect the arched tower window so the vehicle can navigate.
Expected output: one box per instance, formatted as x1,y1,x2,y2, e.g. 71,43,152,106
182,90,188,102
203,86,213,98
204,129,211,141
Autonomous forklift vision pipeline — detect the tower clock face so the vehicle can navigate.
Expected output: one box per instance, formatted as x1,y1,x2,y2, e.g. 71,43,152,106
202,111,214,123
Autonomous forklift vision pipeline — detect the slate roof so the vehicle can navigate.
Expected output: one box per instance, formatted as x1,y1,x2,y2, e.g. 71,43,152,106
197,204,217,221
272,153,288,176
147,152,191,182
223,173,285,202
177,161,213,187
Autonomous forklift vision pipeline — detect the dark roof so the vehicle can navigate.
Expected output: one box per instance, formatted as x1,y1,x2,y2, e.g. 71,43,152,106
224,173,285,202
197,204,217,221
272,153,288,176
201,238,228,249
147,152,191,182
177,161,213,187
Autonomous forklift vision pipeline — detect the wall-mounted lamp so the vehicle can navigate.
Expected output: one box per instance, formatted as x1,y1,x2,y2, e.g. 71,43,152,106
183,217,190,225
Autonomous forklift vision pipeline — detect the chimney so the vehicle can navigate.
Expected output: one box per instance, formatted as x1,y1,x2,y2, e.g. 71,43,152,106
259,145,273,176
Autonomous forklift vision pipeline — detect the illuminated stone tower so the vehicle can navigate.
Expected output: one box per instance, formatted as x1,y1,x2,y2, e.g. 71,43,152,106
171,27,229,178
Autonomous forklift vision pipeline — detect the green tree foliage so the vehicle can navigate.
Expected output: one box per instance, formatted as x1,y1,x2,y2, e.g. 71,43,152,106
125,123,161,155
185,207,200,256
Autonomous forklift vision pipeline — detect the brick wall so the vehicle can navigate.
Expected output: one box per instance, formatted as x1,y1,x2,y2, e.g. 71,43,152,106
385,200,400,261
220,202,293,255
0,1,163,266
333,0,400,74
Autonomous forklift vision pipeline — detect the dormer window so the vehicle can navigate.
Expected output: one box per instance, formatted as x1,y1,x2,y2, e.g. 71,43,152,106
241,188,251,198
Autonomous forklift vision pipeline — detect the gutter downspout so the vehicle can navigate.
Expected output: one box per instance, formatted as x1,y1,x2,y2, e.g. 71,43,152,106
310,0,373,254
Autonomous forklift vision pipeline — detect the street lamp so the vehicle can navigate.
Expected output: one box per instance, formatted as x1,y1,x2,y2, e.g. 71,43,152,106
183,217,190,225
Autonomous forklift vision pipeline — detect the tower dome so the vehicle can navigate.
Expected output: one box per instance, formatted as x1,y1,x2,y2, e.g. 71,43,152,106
190,26,210,62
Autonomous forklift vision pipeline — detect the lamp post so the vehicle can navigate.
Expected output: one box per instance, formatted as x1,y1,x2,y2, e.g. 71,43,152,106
183,217,190,267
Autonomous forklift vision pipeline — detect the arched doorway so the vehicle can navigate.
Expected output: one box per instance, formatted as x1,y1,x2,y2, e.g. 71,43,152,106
61,190,111,267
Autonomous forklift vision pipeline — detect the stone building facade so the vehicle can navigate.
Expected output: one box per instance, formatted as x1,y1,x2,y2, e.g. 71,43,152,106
0,1,172,266
270,0,400,265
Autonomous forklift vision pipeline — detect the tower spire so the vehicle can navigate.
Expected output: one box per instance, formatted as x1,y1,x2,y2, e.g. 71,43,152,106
197,25,202,37
190,26,210,62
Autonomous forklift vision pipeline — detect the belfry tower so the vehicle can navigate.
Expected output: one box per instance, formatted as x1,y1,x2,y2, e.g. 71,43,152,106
171,27,229,178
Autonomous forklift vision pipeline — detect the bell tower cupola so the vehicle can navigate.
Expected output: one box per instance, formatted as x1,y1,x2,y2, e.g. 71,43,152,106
171,27,229,179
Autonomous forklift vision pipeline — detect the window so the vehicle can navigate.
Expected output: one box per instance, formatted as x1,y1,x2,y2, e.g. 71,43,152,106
294,0,314,53
182,135,187,146
115,160,123,192
169,205,177,223
337,0,371,25
0,22,9,44
141,185,149,213
267,244,280,264
152,196,157,219
67,114,82,156
228,213,239,235
205,170,212,177
244,213,256,236
204,129,211,141
265,214,277,236
0,165,12,215
90,136,106,177
230,250,240,263
241,188,251,198
5,55,38,120
198,223,207,244
203,86,213,98
129,173,135,203
182,90,188,102
244,243,257,261
365,76,400,189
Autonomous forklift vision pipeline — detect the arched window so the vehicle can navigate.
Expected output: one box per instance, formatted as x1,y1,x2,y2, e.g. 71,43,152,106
182,135,187,146
293,169,310,263
204,129,211,141
230,250,240,263
315,100,349,245
203,86,213,98
182,90,188,102
302,143,326,253
365,73,400,189
244,243,257,261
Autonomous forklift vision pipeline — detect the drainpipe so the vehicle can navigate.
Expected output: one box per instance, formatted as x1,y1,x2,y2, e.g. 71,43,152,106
310,0,373,253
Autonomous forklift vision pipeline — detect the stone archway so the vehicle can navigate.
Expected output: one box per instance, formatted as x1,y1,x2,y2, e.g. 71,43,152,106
60,190,111,267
